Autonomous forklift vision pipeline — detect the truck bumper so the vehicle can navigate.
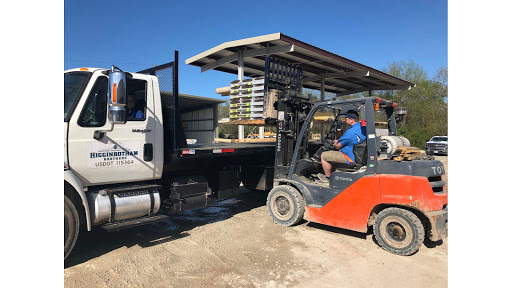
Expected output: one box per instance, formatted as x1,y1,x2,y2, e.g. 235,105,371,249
425,206,448,242
425,148,448,155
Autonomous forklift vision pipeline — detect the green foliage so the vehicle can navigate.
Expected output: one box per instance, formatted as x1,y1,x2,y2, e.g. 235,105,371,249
218,100,230,119
302,88,338,102
374,60,448,147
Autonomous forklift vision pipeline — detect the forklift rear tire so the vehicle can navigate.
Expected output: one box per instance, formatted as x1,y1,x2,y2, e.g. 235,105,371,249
373,207,425,256
64,195,80,260
267,185,305,226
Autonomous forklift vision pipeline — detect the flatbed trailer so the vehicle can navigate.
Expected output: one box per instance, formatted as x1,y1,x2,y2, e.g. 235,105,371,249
176,142,275,159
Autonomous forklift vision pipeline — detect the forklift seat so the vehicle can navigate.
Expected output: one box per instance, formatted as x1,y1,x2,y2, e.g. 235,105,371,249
353,140,367,166
333,140,367,171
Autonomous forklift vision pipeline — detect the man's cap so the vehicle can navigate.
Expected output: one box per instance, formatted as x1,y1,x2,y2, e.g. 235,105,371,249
345,110,359,119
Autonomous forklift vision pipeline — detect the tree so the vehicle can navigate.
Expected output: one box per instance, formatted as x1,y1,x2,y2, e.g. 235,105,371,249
217,100,238,138
218,100,230,119
375,60,448,147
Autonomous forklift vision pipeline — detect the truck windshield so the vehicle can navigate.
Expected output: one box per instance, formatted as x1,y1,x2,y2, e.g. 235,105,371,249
432,137,448,141
65,72,91,121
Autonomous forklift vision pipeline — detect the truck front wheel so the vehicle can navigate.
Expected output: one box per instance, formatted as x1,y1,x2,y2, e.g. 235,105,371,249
267,185,305,226
64,195,80,260
373,207,425,256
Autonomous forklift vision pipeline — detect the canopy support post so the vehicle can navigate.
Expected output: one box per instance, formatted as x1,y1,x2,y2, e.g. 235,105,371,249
320,73,325,142
238,49,245,140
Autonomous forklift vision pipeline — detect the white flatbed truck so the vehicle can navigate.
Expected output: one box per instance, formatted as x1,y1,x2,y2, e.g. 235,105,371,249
64,53,275,259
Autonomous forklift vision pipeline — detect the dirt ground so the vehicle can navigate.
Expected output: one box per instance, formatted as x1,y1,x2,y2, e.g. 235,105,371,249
64,156,448,288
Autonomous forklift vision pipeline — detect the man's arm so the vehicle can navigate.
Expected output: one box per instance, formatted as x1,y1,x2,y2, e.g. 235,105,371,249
335,129,357,149
333,140,342,150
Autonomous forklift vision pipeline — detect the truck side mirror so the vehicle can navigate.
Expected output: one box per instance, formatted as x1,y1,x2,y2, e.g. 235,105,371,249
108,66,127,124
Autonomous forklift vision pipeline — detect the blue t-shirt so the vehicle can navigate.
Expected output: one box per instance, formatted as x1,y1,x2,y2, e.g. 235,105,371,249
337,122,366,163
128,109,144,119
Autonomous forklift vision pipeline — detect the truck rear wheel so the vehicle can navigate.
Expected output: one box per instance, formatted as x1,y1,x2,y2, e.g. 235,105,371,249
64,195,80,260
373,207,425,256
267,185,305,226
241,166,264,191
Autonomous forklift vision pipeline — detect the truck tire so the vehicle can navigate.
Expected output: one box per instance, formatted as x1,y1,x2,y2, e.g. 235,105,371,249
267,185,305,226
64,195,80,260
373,207,425,256
241,166,264,191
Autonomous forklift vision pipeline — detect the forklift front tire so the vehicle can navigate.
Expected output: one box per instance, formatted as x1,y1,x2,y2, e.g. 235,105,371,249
373,207,425,256
267,185,305,227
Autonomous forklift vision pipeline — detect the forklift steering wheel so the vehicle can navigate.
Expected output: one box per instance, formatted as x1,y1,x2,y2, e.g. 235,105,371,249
322,139,336,151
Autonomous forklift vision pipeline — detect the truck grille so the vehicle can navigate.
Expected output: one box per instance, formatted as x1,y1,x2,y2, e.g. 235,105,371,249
426,143,446,148
428,176,445,194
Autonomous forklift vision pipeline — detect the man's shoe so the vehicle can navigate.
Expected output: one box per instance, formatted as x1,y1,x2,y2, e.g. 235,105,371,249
316,173,329,183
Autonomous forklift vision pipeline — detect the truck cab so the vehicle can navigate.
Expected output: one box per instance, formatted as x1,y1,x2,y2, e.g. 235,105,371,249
65,68,163,186
64,67,170,259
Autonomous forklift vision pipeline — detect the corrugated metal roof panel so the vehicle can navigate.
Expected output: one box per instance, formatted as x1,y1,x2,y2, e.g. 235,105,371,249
186,33,415,96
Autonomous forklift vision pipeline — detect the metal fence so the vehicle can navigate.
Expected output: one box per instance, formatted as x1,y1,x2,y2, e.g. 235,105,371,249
137,60,176,96
137,51,183,159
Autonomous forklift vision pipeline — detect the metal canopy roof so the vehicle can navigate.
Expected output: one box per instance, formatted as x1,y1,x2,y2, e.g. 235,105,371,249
186,33,415,96
161,91,224,111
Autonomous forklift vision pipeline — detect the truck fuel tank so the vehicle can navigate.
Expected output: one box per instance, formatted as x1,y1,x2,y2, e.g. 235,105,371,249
87,185,161,225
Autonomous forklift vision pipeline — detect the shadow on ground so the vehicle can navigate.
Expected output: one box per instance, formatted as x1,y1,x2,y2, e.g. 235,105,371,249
305,222,368,239
65,187,268,268
305,218,444,252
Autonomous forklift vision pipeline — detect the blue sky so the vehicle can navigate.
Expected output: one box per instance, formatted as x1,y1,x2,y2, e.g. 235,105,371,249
65,0,447,99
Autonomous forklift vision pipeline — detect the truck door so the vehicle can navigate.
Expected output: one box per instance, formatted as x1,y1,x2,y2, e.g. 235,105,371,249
67,72,157,185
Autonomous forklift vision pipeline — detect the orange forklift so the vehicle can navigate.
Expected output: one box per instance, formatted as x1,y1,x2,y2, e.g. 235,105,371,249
264,56,447,256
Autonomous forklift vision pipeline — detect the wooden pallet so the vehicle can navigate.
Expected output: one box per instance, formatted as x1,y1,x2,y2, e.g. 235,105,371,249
226,119,267,125
214,138,276,143
393,147,426,161
225,114,335,125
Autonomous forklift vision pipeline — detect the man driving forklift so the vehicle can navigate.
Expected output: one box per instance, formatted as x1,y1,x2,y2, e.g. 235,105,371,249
318,110,366,182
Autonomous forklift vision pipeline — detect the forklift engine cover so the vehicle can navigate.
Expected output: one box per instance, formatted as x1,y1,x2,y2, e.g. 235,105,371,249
304,170,447,235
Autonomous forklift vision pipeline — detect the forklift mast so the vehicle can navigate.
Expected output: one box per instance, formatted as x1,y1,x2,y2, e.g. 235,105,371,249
264,55,312,179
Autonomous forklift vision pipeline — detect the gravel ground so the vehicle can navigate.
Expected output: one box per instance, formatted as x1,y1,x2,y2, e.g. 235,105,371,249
65,156,448,288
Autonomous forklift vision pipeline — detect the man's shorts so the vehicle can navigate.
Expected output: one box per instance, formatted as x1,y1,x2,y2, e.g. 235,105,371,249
321,151,353,164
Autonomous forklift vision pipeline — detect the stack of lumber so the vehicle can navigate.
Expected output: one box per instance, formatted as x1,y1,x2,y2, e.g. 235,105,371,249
392,147,426,161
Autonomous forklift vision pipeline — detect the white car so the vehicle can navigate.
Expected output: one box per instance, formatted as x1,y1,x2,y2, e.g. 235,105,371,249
425,136,448,155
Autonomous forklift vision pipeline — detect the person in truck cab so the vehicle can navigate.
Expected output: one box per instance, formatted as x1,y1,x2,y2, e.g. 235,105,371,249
319,110,366,181
127,95,144,119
